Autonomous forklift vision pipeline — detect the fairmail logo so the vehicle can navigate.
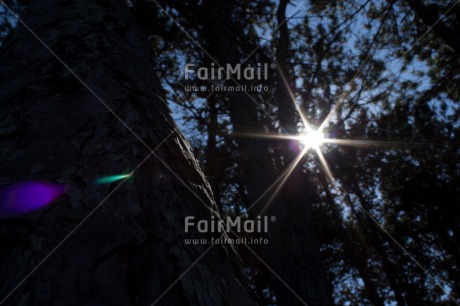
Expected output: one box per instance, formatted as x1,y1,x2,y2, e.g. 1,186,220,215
184,63,276,81
184,215,276,233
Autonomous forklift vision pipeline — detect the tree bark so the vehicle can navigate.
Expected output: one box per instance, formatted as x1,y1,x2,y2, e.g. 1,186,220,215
0,1,255,305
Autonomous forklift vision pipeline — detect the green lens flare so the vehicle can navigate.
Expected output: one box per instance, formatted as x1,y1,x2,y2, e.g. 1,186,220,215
95,173,132,184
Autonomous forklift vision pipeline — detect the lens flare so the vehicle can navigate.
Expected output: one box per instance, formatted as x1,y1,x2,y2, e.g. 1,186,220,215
300,130,325,149
94,173,133,184
0,182,67,217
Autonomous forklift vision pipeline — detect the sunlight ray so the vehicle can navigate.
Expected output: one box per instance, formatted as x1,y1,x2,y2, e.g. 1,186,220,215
296,104,313,133
314,147,335,182
318,94,345,132
277,64,313,132
260,147,308,215
323,138,413,148
230,131,297,140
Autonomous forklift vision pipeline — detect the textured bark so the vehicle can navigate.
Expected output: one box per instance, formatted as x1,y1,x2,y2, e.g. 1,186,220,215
204,77,221,209
0,1,255,305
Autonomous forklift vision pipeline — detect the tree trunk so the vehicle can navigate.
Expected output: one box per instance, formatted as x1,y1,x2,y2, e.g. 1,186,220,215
0,1,255,305
256,2,333,305
276,0,297,137
260,166,333,306
320,178,385,306
352,190,416,306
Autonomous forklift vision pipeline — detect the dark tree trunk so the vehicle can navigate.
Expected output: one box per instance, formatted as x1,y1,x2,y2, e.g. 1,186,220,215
320,178,385,306
254,2,333,305
260,167,333,306
0,1,255,305
352,190,417,306
276,0,297,137
199,0,277,215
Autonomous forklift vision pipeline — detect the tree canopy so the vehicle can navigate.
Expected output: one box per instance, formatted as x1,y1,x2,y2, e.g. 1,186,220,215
1,0,459,305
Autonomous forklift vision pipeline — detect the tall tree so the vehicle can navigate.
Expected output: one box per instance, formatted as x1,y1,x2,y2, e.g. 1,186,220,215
0,0,255,305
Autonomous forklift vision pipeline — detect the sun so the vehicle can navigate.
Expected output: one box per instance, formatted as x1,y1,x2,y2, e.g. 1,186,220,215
300,130,325,149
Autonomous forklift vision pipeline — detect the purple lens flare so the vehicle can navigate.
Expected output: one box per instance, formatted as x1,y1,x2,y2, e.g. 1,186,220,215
0,181,67,217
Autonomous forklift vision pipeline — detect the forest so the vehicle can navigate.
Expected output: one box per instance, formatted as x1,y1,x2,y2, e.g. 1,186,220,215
0,0,459,305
